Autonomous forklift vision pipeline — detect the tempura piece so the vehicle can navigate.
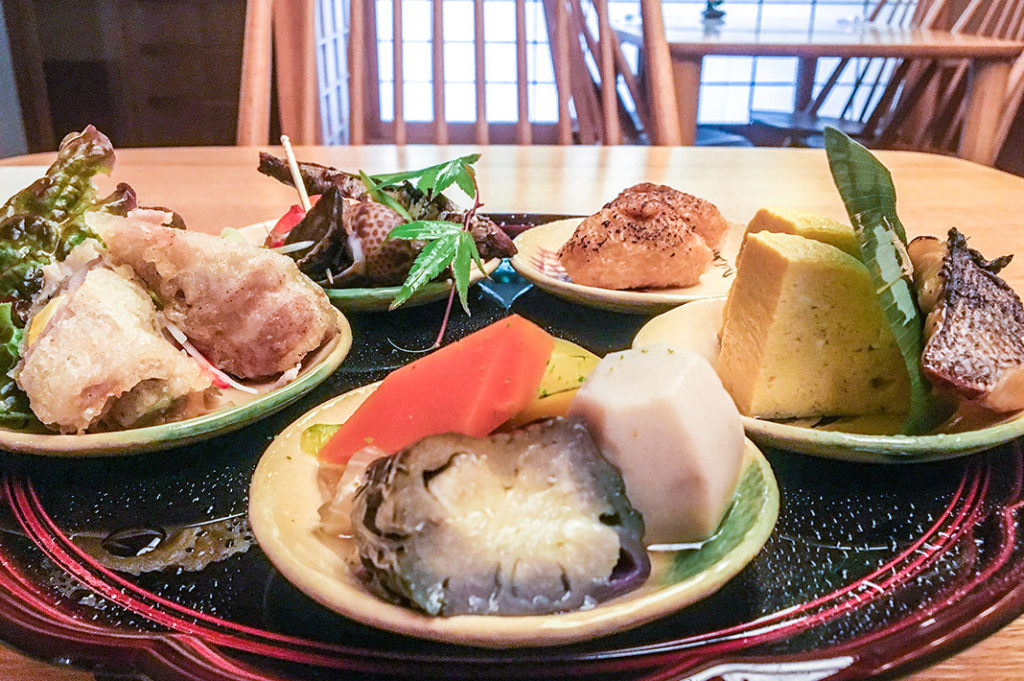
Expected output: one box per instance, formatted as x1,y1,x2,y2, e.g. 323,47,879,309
16,266,210,433
89,213,337,379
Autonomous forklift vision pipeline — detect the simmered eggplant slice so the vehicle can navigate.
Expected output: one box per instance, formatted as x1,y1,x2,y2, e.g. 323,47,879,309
351,417,650,616
285,185,353,280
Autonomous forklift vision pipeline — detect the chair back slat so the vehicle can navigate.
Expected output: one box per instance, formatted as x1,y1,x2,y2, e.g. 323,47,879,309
594,0,620,144
515,0,532,144
349,0,368,143
273,0,320,144
392,0,407,145
237,0,274,145
473,0,489,144
553,0,573,144
432,0,448,144
332,0,679,145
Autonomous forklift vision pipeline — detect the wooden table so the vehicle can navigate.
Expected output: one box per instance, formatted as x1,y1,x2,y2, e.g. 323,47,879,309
2,145,1024,679
615,19,1023,165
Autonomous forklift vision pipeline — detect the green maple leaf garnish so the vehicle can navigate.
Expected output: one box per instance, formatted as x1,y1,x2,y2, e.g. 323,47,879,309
358,156,486,318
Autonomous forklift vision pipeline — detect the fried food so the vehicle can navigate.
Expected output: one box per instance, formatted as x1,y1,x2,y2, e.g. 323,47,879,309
16,265,210,433
557,183,724,290
90,213,337,379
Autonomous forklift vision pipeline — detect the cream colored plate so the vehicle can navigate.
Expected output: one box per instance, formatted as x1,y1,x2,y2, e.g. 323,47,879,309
636,299,1024,462
249,384,779,648
509,218,743,314
240,221,499,312
0,309,352,457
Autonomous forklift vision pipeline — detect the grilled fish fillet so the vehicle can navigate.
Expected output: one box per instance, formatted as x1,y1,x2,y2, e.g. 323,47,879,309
909,228,1024,412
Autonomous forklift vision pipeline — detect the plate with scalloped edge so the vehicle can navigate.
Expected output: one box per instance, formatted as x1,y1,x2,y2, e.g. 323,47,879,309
509,219,743,315
0,308,352,457
634,298,1024,463
248,381,779,648
238,221,500,312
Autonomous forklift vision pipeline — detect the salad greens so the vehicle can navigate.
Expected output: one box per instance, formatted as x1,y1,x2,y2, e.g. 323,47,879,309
0,303,31,423
824,127,952,434
0,125,121,325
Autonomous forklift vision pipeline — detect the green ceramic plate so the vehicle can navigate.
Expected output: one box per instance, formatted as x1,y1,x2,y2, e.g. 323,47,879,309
0,309,352,457
635,299,1024,463
240,221,500,312
509,219,742,314
249,384,778,647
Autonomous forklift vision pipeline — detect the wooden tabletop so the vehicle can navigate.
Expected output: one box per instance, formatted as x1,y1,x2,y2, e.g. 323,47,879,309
616,20,1024,59
614,16,1023,164
2,145,1024,679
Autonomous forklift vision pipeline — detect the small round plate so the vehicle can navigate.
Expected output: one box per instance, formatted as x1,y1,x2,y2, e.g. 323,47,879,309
239,222,500,312
249,383,779,648
0,309,352,457
635,299,1024,462
509,218,743,314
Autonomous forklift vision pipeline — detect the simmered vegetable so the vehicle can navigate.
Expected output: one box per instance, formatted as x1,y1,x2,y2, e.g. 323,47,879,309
351,417,650,616
319,315,554,464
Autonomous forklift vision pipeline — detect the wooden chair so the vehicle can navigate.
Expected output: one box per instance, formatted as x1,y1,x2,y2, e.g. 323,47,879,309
749,0,942,147
879,0,1024,157
346,0,681,145
237,0,322,145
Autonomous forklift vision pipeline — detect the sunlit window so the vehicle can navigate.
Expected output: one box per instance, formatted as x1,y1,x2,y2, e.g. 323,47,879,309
345,0,912,137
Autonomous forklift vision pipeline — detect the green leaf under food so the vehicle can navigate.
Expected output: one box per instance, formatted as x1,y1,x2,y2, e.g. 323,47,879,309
824,127,952,434
0,303,32,424
389,235,460,310
301,423,341,457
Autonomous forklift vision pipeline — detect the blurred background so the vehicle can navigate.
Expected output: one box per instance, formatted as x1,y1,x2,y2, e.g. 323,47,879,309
1,0,1021,173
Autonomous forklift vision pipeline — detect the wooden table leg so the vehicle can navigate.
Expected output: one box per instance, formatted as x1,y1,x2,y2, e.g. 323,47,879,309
958,57,1012,166
671,57,702,146
795,57,817,112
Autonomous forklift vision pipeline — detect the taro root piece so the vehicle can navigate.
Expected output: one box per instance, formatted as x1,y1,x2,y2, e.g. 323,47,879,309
909,228,1024,412
350,417,650,616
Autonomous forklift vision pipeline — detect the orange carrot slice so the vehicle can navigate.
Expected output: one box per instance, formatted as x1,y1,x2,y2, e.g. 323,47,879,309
319,315,555,464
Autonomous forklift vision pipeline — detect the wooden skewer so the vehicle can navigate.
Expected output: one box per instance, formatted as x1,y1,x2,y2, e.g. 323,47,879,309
281,134,312,211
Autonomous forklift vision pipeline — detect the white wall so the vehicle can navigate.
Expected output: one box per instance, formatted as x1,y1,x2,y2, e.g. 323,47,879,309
0,4,28,158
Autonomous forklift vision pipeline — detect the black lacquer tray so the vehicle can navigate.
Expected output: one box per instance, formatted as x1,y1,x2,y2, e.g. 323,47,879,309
2,229,1024,681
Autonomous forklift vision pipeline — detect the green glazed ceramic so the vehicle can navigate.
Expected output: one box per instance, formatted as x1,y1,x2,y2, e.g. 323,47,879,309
249,384,779,647
0,310,352,457
636,299,1024,463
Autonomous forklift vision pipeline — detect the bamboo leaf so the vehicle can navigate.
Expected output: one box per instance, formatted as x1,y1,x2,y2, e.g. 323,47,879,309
389,235,459,309
824,127,952,434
